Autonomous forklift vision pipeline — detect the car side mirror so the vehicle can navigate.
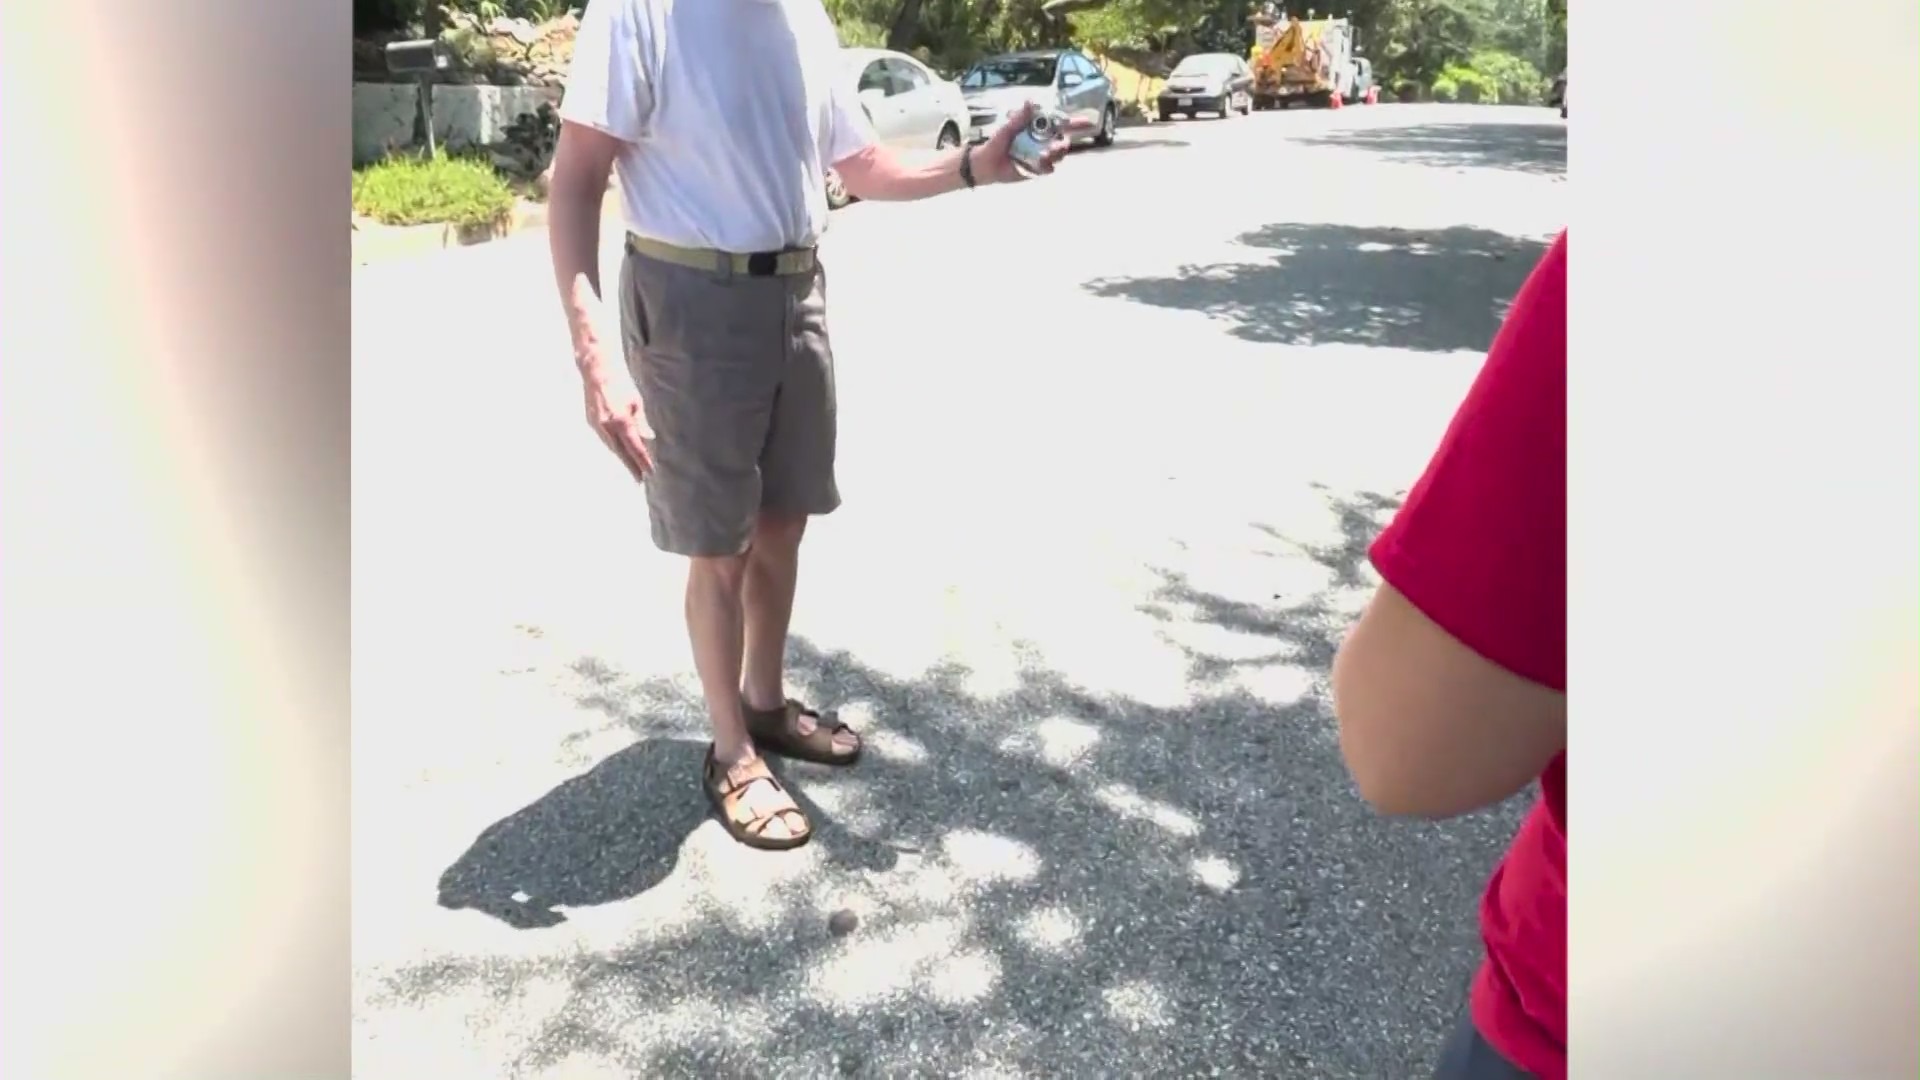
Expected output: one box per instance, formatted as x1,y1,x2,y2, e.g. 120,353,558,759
1061,72,1084,88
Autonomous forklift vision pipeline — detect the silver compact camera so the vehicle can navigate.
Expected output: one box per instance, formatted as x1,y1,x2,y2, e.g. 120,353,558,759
1008,107,1071,177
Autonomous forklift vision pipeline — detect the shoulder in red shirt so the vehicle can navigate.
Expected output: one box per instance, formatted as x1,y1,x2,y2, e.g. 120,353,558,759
1368,232,1567,1080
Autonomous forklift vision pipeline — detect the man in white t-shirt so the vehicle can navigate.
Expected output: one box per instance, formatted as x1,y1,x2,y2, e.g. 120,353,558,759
548,0,1082,849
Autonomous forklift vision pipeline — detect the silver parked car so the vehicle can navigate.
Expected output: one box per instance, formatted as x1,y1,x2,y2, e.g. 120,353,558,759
828,48,972,210
1157,52,1254,121
958,49,1118,150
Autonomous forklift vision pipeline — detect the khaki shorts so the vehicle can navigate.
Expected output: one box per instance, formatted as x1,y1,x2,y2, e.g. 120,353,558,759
618,242,840,558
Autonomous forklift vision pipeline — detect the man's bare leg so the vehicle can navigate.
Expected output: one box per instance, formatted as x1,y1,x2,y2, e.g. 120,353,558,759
741,512,857,753
741,513,804,713
686,554,755,763
688,551,805,843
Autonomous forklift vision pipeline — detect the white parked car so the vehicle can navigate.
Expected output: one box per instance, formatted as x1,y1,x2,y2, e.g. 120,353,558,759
959,49,1118,148
827,48,971,210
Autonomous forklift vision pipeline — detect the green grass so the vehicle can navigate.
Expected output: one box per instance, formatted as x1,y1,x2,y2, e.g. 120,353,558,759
352,150,518,228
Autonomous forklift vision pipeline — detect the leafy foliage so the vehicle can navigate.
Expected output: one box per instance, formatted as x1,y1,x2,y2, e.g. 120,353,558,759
1462,49,1546,103
842,0,1559,98
353,149,519,227
356,0,574,33
351,0,1563,105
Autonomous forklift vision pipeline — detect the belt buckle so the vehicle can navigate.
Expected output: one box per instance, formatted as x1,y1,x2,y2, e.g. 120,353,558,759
745,251,779,276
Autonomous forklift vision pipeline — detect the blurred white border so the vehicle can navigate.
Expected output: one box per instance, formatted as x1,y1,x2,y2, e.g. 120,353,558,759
1570,0,1920,1074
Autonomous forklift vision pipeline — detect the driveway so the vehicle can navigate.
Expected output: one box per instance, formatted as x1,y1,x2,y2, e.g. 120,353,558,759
351,104,1567,1079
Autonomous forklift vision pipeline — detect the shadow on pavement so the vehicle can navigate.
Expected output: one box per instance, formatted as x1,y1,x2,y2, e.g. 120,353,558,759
437,708,905,931
395,488,1525,1078
1091,134,1192,155
1085,223,1549,353
1282,484,1407,591
436,739,710,928
1292,119,1566,176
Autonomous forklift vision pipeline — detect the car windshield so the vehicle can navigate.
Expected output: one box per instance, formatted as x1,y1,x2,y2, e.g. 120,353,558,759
962,58,1057,89
1172,56,1234,78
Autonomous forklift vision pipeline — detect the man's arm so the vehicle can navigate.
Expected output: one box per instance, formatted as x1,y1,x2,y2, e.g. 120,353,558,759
833,108,1087,201
1332,233,1569,819
547,0,649,381
833,144,975,202
546,0,657,481
827,85,1084,203
811,36,966,203
548,123,622,380
1333,584,1566,818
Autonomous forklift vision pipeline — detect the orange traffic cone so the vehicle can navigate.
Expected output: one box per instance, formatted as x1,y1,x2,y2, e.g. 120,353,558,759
1329,90,1343,109
1365,86,1379,105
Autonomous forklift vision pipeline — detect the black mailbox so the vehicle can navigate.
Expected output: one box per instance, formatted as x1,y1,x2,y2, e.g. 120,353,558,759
384,39,453,77
382,40,454,154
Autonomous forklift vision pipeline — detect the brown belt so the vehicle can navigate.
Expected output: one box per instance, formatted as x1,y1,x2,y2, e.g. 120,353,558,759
626,233,817,277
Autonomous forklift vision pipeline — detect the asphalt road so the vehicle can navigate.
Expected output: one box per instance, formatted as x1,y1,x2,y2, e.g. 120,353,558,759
351,103,1566,1079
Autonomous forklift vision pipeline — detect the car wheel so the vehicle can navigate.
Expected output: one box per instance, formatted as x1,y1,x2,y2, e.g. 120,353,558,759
1094,104,1116,146
1216,94,1233,118
1157,105,1173,123
825,168,850,210
936,123,961,150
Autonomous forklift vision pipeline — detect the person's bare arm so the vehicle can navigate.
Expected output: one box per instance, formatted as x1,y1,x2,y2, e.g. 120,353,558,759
832,103,1090,202
832,144,973,202
547,120,652,481
1333,234,1569,821
1331,584,1566,819
548,122,622,381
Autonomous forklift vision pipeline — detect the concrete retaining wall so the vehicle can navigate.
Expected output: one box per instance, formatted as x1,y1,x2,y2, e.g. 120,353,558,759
354,82,562,163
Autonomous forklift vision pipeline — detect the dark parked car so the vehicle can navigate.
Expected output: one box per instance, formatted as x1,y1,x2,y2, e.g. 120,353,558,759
959,48,1119,148
1157,52,1254,120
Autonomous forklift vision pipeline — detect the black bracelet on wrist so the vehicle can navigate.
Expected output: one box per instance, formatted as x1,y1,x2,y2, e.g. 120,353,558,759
959,144,977,190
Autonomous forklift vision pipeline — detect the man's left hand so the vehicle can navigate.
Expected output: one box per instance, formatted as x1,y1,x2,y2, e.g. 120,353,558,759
973,103,1097,184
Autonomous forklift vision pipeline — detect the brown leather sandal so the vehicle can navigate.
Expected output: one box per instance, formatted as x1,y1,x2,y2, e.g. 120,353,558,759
743,698,862,766
702,745,812,851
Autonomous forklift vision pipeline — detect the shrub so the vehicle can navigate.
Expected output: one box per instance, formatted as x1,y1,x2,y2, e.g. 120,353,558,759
1436,63,1499,104
1391,79,1423,103
352,149,518,228
1466,50,1547,106
1427,53,1546,107
507,0,569,19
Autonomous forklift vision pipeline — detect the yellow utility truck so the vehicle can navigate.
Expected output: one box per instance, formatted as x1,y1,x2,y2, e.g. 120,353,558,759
1248,8,1360,109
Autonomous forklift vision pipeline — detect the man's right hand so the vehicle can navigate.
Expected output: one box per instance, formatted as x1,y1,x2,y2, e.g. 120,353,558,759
581,362,654,484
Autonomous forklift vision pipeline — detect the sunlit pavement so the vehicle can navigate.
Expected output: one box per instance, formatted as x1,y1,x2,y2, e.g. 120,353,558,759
351,104,1566,1078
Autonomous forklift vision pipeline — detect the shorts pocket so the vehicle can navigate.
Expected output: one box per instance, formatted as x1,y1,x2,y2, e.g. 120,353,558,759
619,249,654,350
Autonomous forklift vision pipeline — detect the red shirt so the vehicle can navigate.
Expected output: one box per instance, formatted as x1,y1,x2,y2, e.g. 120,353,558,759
1368,232,1567,1080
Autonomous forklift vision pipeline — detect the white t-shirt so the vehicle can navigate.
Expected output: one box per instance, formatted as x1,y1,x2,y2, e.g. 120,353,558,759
559,0,877,253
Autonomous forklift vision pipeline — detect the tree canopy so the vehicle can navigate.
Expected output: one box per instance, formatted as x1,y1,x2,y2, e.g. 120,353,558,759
354,0,1565,103
837,0,1562,99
